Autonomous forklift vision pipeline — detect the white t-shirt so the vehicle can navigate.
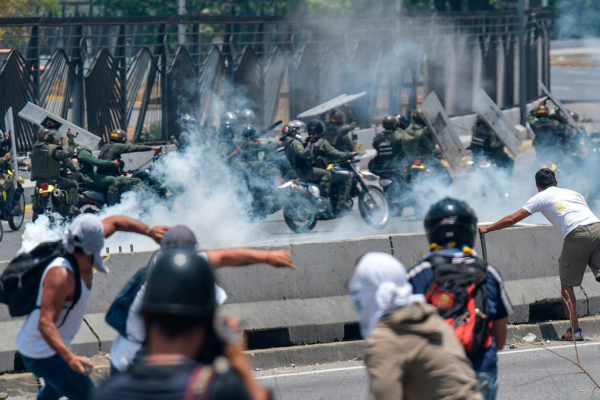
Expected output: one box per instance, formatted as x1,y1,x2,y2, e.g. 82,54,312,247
110,251,228,372
16,257,92,359
522,186,600,238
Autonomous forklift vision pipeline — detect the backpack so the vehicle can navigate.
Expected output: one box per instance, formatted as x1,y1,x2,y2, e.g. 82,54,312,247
184,365,217,400
0,240,81,327
105,265,148,340
425,255,492,359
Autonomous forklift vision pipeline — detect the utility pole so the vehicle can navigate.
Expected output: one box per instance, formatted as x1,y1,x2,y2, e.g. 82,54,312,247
178,0,186,45
518,0,527,126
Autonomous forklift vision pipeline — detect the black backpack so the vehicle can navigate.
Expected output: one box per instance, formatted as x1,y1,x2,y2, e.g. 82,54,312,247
0,240,81,327
425,255,492,359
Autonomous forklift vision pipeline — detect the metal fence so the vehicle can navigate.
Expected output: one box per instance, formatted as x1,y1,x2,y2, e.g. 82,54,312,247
0,9,551,151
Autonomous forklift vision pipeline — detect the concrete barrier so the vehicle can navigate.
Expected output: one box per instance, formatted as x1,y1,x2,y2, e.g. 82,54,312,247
1,224,596,373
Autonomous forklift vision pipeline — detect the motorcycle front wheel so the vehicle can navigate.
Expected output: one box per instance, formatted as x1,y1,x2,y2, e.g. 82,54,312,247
8,192,25,231
359,186,390,229
283,200,317,234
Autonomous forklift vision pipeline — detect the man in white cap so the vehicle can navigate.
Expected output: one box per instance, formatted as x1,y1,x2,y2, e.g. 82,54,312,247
348,252,483,400
15,214,168,400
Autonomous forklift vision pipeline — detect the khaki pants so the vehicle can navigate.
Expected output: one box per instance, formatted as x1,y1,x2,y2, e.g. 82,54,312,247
559,222,600,287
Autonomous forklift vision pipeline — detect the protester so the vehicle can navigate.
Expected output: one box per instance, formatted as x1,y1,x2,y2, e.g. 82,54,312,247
408,197,512,400
109,224,295,374
15,214,168,400
480,168,600,341
94,250,267,399
349,252,483,400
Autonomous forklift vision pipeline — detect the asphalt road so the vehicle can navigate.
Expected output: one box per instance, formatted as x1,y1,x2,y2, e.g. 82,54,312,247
257,340,600,400
552,66,600,103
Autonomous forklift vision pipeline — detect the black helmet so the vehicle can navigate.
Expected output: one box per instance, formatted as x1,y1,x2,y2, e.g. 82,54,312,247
219,120,235,139
222,111,237,125
142,249,217,319
329,110,345,125
412,109,425,125
382,115,398,131
239,109,255,124
396,114,409,130
307,119,325,137
242,125,257,140
424,197,478,248
534,104,550,118
110,129,127,143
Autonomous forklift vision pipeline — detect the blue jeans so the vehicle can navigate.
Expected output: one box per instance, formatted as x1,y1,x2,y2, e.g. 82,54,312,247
476,371,498,400
21,353,94,400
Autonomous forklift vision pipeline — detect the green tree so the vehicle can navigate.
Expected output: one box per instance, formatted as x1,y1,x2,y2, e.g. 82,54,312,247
0,0,59,16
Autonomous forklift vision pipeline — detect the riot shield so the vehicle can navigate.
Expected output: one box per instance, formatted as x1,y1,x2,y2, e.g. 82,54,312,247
539,81,578,128
297,92,367,119
472,89,522,158
421,92,466,168
4,108,18,189
18,102,101,150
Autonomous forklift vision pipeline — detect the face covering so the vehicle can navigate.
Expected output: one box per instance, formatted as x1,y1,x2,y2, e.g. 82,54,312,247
348,252,425,338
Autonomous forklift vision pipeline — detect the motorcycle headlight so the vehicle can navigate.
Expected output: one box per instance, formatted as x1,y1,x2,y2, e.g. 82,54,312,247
380,179,392,187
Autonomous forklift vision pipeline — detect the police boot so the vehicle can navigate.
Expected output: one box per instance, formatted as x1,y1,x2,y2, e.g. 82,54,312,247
68,188,81,217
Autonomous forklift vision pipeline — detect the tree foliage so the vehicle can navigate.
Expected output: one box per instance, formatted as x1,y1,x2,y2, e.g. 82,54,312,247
0,0,60,17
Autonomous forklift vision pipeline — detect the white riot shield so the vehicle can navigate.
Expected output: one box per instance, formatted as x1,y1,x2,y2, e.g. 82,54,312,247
421,92,466,168
18,102,101,150
4,108,18,189
297,92,367,119
539,81,578,128
472,89,522,158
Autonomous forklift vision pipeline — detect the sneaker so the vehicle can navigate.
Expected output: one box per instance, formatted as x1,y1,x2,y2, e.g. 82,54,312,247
561,327,583,341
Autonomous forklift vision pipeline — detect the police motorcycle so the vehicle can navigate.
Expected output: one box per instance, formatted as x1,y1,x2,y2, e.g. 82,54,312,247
0,167,28,238
280,153,389,233
32,181,71,222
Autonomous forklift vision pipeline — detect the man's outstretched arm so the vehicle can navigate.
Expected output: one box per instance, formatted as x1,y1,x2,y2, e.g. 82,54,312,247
102,215,169,243
206,249,296,269
479,209,531,234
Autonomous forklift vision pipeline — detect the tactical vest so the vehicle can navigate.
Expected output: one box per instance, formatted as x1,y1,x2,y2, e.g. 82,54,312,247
377,133,395,158
31,142,61,180
284,138,311,170
471,124,492,150
77,149,95,175
534,119,557,147
311,138,329,169
99,142,116,161
401,125,423,156
324,125,344,148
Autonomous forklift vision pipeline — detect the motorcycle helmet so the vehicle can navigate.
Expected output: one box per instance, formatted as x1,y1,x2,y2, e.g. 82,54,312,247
307,119,325,137
219,120,236,140
37,127,53,142
534,105,550,118
569,111,580,123
222,111,238,125
110,129,127,144
382,115,398,131
142,249,216,319
329,109,345,125
411,109,425,125
424,197,478,248
287,120,307,135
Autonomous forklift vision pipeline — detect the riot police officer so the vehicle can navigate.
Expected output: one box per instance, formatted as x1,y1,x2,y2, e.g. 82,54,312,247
0,131,29,215
177,114,197,151
527,103,570,167
372,116,404,173
97,129,161,205
307,119,355,214
218,120,240,162
283,120,332,211
468,115,514,172
30,128,80,215
324,103,357,152
75,145,120,193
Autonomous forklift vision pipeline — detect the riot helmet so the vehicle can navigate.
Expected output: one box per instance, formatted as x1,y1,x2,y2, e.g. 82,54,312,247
37,127,54,142
219,120,236,140
238,109,255,126
307,119,325,137
329,110,345,125
242,125,258,140
534,104,550,118
382,116,398,131
287,120,307,135
142,249,216,319
396,114,409,130
424,197,478,248
411,109,425,125
181,114,196,124
110,129,127,144
222,111,238,125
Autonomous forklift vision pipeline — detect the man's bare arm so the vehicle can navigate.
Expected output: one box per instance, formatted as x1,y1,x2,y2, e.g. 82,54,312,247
492,317,508,350
102,215,169,243
206,249,296,269
479,209,531,234
38,268,94,375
